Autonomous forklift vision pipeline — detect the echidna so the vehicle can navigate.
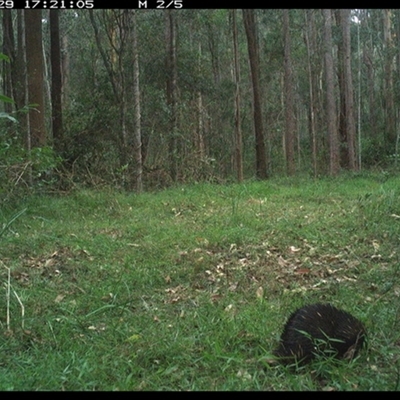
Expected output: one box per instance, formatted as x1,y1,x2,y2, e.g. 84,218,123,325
274,303,366,365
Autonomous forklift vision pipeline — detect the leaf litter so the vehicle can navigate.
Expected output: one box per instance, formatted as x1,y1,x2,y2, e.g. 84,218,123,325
173,238,368,303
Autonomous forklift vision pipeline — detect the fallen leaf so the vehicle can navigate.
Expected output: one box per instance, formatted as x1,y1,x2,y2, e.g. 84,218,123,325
54,294,65,303
45,258,56,268
372,240,380,251
256,286,264,299
224,304,234,312
278,256,287,267
295,268,310,275
236,369,251,380
289,246,301,253
210,294,221,302
228,282,238,292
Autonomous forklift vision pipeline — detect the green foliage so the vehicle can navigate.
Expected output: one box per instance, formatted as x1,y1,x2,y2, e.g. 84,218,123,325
0,208,26,238
0,175,399,390
0,137,62,204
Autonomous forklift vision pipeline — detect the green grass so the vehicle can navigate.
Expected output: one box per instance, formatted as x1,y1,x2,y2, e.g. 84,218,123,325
1,173,400,390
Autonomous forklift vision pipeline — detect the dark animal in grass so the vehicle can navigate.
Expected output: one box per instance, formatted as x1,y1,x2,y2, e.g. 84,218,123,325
274,303,366,365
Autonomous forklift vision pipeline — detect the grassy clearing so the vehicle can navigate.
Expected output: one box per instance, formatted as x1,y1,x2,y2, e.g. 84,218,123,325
1,172,400,390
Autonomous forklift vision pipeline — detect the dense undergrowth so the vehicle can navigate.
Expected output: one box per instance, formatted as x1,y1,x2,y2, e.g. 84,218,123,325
0,173,399,390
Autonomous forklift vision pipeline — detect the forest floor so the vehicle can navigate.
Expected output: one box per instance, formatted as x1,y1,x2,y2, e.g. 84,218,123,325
0,172,399,390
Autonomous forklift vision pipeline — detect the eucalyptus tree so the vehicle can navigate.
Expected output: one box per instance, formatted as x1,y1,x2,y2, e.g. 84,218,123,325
282,9,295,176
243,9,268,179
50,9,63,153
25,10,46,149
323,9,339,176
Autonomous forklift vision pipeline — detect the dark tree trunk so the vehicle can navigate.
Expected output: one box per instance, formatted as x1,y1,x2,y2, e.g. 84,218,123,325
132,10,143,193
165,10,179,182
25,10,46,148
283,9,295,176
2,10,14,114
243,9,268,179
304,10,318,177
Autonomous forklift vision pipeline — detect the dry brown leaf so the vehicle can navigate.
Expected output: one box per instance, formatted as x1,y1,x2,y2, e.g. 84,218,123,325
210,294,221,302
295,268,310,275
278,256,287,267
256,286,264,299
228,282,238,292
45,258,56,268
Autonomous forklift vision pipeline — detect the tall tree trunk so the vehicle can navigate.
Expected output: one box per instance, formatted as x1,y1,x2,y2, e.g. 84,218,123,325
242,9,268,179
50,10,63,153
363,48,375,140
304,10,318,177
196,42,206,161
232,9,243,182
336,11,347,168
323,9,339,176
165,10,179,182
25,10,46,148
61,35,69,106
340,9,357,170
383,9,395,149
2,10,14,114
283,9,295,176
132,10,142,193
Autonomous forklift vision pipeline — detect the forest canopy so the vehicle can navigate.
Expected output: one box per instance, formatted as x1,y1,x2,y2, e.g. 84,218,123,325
1,9,399,199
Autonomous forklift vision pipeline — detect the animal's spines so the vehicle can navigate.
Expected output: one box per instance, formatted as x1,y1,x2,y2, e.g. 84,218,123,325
274,303,366,365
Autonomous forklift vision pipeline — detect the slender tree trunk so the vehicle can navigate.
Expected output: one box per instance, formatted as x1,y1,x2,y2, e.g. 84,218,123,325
232,9,243,182
243,9,268,179
14,10,27,140
323,9,339,176
304,10,318,177
25,10,46,148
61,35,69,106
132,10,143,193
336,11,347,168
50,10,63,153
340,9,357,170
383,9,395,149
165,10,179,181
363,49,375,140
283,9,295,176
195,42,205,162
2,10,14,114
